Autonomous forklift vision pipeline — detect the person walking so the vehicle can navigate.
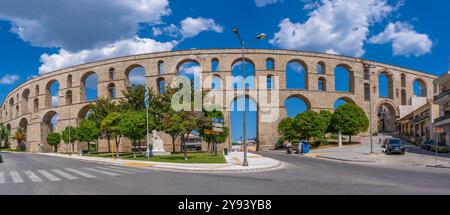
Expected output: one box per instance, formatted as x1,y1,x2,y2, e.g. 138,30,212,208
285,141,292,154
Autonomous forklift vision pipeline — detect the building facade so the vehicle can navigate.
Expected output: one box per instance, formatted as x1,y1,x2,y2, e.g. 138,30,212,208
433,71,450,145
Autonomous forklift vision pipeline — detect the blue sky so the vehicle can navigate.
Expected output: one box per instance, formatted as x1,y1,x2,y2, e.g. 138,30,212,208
0,0,449,141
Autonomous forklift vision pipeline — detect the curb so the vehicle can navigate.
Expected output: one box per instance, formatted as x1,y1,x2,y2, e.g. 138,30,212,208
425,164,450,169
316,155,378,163
33,152,284,174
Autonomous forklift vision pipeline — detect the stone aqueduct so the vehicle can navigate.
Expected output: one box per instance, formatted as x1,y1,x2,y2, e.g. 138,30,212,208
0,49,437,152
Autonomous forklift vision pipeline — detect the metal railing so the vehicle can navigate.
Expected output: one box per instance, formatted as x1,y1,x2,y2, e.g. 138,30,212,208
434,89,450,102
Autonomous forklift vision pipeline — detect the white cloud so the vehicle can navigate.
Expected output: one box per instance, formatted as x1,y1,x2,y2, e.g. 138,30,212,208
270,0,396,57
39,37,177,74
255,0,280,7
154,17,224,39
0,74,20,85
369,22,433,57
0,0,171,52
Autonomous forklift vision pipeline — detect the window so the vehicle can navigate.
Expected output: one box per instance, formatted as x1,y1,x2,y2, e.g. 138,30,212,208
266,58,274,70
364,83,370,101
158,61,165,75
211,58,219,72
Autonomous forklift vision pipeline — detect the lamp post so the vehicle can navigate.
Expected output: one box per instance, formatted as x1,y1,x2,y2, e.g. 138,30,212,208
232,28,266,167
364,63,377,154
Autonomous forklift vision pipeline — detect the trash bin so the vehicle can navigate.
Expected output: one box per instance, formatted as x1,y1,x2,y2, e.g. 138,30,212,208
224,148,228,156
302,142,310,154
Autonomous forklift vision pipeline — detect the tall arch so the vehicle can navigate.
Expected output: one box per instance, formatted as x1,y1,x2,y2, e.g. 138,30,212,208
45,80,60,108
22,89,30,115
212,75,222,90
157,77,166,94
317,61,326,75
230,95,259,151
266,58,275,70
286,60,308,90
401,89,407,105
80,72,98,102
125,65,146,87
231,58,256,90
211,58,220,72
65,90,73,105
67,74,73,88
77,105,93,123
107,83,116,99
284,95,311,117
33,98,39,113
414,78,427,97
334,64,354,92
376,101,399,133
42,111,59,146
158,61,165,75
334,97,355,109
318,77,326,91
19,117,28,136
177,59,202,89
379,71,394,99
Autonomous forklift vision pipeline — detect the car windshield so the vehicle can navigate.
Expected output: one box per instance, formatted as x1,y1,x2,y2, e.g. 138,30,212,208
389,139,402,145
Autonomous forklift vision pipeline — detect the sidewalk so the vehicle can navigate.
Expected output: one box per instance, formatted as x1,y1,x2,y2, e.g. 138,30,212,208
310,136,450,168
35,152,283,173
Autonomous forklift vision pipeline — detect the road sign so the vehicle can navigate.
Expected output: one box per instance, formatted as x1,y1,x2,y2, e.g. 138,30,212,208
213,127,224,133
204,129,216,135
434,127,444,134
212,123,224,128
213,118,223,123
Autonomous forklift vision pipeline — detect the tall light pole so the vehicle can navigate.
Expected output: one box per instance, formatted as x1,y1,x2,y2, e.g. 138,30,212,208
232,28,266,167
364,63,377,154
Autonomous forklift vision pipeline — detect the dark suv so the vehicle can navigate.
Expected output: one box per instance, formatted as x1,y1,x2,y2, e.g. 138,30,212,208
383,138,406,155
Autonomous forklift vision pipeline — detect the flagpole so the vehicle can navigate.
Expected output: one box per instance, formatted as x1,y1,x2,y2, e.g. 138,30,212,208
145,87,152,159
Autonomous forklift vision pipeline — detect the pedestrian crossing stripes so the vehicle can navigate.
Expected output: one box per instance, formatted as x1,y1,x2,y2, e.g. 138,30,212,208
0,166,149,184
24,170,43,183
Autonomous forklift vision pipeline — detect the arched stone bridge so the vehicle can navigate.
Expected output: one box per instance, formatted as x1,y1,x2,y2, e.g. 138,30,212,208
0,49,437,152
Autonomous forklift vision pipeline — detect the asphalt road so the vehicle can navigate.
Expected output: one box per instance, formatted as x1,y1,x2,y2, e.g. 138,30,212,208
1,151,450,195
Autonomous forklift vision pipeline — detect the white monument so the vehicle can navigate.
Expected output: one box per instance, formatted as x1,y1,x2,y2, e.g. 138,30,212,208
149,130,170,156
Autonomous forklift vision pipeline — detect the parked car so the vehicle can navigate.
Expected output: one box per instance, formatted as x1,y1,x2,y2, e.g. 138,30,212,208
430,142,450,153
421,140,434,151
382,138,406,155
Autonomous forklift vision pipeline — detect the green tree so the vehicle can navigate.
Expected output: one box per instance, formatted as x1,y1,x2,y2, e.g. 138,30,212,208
101,112,124,157
278,117,298,142
77,120,99,153
199,110,229,155
89,98,117,152
62,126,78,154
47,132,61,152
14,128,27,151
329,104,369,144
295,111,328,142
118,111,148,157
162,110,183,153
120,85,146,111
178,111,208,160
319,110,333,133
0,123,11,151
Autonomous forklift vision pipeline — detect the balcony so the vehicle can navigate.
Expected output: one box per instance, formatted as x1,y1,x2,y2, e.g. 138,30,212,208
434,89,450,104
435,112,450,124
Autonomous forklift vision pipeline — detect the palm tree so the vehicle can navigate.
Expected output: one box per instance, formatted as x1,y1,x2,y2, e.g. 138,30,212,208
14,128,27,151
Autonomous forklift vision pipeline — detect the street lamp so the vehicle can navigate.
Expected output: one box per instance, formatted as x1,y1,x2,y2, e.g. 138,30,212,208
364,63,377,154
232,28,266,167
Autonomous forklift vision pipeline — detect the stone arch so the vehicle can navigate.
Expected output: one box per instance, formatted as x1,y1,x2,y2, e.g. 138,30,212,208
107,83,116,99
401,73,406,87
413,78,428,97
317,61,326,75
158,60,165,75
286,59,308,90
334,64,354,92
231,58,256,90
45,79,60,108
378,70,394,99
267,74,274,90
67,74,73,88
77,105,93,124
334,97,355,109
33,98,39,113
109,67,116,80
318,77,326,91
401,89,407,105
364,83,370,101
19,117,28,136
80,71,98,101
212,74,222,90
35,85,40,96
177,59,202,89
21,89,30,115
376,100,399,133
42,110,59,146
266,58,275,70
157,77,166,94
125,64,146,87
8,98,14,120
284,94,311,117
230,95,259,151
211,58,220,72
65,90,73,105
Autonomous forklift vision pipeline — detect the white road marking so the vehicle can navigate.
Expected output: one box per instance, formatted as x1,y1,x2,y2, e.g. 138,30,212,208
96,166,136,174
37,170,61,181
0,172,5,184
65,168,96,179
51,169,78,180
24,171,43,183
10,171,24,183
106,165,148,173
84,167,120,176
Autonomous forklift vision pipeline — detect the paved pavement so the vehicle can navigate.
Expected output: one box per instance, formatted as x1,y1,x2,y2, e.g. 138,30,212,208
33,151,282,173
2,151,450,194
310,135,450,168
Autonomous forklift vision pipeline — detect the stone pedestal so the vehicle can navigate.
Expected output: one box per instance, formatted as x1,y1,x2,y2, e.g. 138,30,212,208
151,139,170,156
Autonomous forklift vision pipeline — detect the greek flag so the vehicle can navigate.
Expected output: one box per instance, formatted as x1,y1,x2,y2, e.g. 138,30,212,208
144,88,150,109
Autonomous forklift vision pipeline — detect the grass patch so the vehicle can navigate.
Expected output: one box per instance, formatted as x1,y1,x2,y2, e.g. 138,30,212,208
87,152,226,164
0,148,17,152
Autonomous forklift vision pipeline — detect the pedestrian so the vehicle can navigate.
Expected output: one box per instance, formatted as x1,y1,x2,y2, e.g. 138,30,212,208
285,141,292,154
